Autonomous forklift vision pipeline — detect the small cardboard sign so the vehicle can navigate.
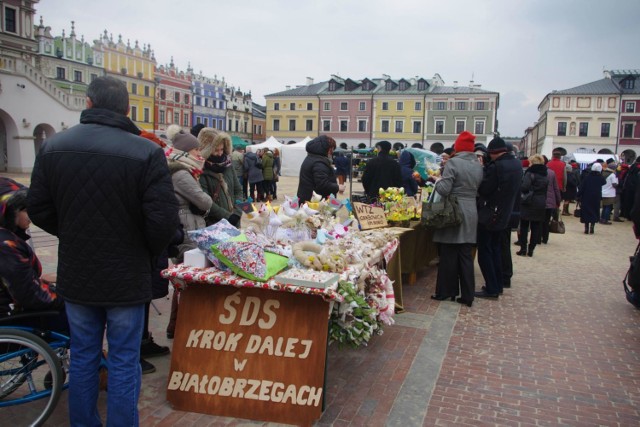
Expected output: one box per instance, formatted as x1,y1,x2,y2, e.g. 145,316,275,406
352,202,388,230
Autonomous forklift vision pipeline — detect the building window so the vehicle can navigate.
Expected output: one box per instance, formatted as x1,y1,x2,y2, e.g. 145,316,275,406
623,123,634,138
306,119,313,131
323,120,331,131
601,123,611,137
397,102,404,111
381,120,390,133
235,120,239,132
475,121,485,135
56,67,65,80
623,79,635,90
90,73,98,82
340,102,348,111
143,108,149,123
159,110,165,124
358,120,367,132
183,115,189,127
160,89,167,100
415,101,421,111
204,98,209,108
476,101,485,110
273,119,280,131
413,121,422,134
73,70,82,82
307,102,313,111
329,81,337,91
290,102,295,111
558,122,567,136
456,120,465,133
174,92,180,103
204,118,209,127
274,103,279,111
289,119,296,131
395,120,404,133
323,102,330,111
435,101,446,110
4,7,16,33
382,102,389,111
228,119,232,130
456,101,467,110
417,80,427,91
435,120,444,134
131,83,137,95
359,101,366,111
196,116,201,125
579,122,588,137
626,102,636,113
130,106,137,122
340,120,348,132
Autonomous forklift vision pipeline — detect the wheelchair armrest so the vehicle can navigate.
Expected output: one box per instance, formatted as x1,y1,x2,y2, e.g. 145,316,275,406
0,310,63,325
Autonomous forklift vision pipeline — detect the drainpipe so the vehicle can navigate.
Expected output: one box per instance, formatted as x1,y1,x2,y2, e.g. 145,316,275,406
422,93,427,147
317,94,321,137
369,94,374,147
615,88,622,157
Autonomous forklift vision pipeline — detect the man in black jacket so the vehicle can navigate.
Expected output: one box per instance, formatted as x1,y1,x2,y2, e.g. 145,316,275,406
362,140,402,200
475,137,522,298
28,76,180,426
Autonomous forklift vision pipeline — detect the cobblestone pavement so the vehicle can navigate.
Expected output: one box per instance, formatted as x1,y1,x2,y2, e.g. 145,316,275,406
3,172,640,426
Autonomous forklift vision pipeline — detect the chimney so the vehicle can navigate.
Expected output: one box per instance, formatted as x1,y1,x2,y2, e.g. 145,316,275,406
382,74,390,80
306,77,314,86
453,80,458,88
286,85,291,90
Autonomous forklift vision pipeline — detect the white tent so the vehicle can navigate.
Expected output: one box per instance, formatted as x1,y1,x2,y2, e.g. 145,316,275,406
570,153,619,164
280,143,308,177
290,136,312,147
250,136,284,151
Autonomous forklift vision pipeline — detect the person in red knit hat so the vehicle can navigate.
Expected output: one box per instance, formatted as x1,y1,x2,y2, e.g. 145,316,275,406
453,131,476,153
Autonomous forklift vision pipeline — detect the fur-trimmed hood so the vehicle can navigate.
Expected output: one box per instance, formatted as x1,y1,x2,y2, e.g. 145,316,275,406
198,128,232,159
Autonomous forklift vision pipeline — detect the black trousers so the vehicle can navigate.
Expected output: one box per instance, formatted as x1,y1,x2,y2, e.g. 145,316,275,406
435,243,475,303
501,228,513,287
519,219,541,252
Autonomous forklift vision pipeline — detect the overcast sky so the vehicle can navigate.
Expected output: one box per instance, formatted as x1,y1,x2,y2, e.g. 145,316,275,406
36,0,639,137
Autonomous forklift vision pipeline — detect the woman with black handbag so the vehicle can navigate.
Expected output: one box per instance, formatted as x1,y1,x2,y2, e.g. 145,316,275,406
517,154,548,257
431,131,483,307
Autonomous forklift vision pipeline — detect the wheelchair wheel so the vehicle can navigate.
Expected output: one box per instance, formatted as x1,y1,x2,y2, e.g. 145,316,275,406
0,328,63,426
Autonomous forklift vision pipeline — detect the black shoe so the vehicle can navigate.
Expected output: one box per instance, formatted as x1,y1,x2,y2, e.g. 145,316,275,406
166,331,174,339
482,285,503,295
456,297,473,307
141,335,170,358
140,358,156,375
527,250,534,257
431,294,455,301
516,249,527,256
613,218,625,222
475,290,500,299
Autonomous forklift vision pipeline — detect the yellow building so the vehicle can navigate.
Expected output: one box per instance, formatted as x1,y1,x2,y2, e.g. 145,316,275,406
265,79,324,143
372,78,427,144
94,32,156,130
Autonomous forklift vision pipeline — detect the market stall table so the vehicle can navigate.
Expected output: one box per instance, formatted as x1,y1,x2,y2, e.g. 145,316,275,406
162,266,343,426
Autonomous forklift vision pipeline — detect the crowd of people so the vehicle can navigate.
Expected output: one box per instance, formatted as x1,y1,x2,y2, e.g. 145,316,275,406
3,76,640,425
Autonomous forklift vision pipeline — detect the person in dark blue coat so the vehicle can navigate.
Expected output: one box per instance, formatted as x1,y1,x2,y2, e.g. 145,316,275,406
399,150,419,197
578,163,606,234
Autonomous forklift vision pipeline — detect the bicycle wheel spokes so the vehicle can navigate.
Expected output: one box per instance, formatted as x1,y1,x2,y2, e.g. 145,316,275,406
0,329,63,426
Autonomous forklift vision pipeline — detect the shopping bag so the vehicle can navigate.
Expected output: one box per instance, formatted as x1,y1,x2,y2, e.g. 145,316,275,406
421,190,462,229
549,218,565,234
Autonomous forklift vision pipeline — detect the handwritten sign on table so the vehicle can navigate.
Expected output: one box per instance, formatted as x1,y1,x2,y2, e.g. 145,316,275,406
167,285,329,426
352,202,388,230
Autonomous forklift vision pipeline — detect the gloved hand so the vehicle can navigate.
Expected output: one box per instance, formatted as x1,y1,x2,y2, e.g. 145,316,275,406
228,213,241,228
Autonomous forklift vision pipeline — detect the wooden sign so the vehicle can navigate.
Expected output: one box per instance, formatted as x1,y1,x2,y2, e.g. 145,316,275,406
167,285,329,426
352,201,388,230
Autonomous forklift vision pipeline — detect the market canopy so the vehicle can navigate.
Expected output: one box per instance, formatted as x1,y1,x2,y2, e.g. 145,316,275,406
250,136,284,151
570,153,619,164
231,136,249,148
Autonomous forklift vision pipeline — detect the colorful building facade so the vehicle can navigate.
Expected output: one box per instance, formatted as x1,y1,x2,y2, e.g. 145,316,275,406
226,86,252,142
191,72,226,131
265,74,499,148
155,58,191,134
252,102,266,143
94,30,156,130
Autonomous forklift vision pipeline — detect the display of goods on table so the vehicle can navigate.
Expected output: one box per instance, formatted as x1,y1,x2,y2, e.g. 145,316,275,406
166,192,399,348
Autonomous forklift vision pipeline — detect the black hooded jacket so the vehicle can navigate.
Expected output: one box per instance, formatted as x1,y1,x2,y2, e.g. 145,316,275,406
362,151,402,200
27,108,180,306
297,136,339,203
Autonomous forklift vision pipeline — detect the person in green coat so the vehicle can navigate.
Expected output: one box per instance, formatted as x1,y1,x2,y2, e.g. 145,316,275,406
261,149,275,201
197,128,244,227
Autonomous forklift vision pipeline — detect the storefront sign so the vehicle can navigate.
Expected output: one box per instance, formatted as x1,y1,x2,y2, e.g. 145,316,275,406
167,285,329,425
352,202,388,230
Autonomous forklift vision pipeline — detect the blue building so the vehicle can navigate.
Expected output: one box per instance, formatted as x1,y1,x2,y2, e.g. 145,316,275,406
190,69,226,130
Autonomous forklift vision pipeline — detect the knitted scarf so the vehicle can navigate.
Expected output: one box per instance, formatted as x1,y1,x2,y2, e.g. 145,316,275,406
165,147,204,179
205,154,232,174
